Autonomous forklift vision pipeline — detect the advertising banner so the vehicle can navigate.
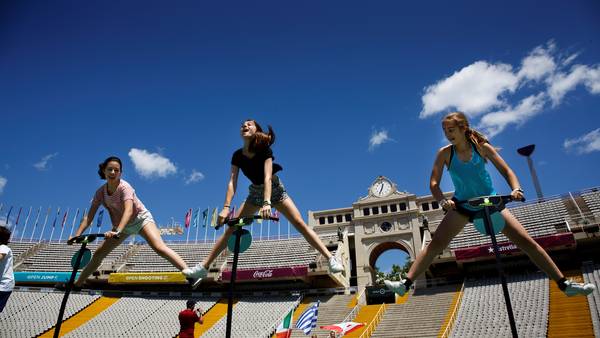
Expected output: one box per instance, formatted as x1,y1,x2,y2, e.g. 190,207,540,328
108,272,187,284
15,272,80,283
221,266,308,282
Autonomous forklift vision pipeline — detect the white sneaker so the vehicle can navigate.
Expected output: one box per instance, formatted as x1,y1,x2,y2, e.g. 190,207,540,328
563,280,596,297
328,256,344,273
182,264,208,289
384,280,407,296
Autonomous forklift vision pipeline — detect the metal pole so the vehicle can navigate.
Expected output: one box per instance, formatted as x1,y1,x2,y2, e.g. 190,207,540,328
483,207,519,338
54,242,87,338
526,156,543,200
225,226,242,338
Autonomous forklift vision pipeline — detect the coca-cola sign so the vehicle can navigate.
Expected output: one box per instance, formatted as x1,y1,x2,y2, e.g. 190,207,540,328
222,266,308,281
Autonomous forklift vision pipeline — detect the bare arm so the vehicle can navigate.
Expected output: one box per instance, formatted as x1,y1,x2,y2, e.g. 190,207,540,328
218,165,239,223
73,203,100,238
260,158,273,218
430,146,450,202
482,143,524,199
0,253,5,260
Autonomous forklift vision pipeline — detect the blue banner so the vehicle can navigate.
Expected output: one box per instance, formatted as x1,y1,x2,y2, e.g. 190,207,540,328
15,271,80,283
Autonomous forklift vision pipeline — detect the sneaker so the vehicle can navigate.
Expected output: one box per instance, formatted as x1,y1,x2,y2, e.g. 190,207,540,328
328,256,344,273
563,280,596,297
384,280,407,296
182,264,208,289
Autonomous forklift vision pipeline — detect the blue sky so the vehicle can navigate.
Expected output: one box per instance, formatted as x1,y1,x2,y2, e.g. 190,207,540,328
1,1,599,273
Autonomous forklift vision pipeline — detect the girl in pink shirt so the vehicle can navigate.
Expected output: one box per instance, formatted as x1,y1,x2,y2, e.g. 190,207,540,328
70,156,198,288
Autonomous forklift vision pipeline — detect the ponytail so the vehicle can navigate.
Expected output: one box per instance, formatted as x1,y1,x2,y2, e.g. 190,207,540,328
246,120,276,153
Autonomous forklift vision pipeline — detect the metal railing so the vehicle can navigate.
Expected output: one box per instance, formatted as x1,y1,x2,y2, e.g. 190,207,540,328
439,282,465,338
358,303,387,338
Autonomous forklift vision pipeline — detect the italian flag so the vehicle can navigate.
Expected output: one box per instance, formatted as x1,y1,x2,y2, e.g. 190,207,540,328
275,309,293,338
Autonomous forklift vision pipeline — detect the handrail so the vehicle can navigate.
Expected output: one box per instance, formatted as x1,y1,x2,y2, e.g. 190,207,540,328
358,303,387,338
439,281,465,338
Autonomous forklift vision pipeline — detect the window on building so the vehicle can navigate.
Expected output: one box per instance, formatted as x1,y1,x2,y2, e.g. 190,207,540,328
399,203,407,211
345,214,352,222
363,208,370,216
327,216,334,224
381,205,388,213
319,217,325,225
372,206,379,215
390,204,397,212
431,201,439,209
422,203,430,211
336,215,343,223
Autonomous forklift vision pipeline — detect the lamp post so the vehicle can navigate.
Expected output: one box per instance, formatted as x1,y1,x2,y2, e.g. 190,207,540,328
517,144,543,200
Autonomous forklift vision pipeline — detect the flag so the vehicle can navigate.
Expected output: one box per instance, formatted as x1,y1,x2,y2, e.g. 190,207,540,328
184,208,192,228
296,300,320,335
275,308,294,338
5,206,13,223
52,208,61,228
227,206,236,220
192,207,200,228
15,207,23,225
202,208,209,227
61,209,69,227
272,209,280,222
210,207,218,227
320,322,365,336
96,209,104,228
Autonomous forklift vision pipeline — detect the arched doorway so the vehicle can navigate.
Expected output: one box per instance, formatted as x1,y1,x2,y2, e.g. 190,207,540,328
369,241,412,284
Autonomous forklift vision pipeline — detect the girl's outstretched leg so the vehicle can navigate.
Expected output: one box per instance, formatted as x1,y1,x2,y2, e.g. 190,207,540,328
386,210,467,295
74,235,128,287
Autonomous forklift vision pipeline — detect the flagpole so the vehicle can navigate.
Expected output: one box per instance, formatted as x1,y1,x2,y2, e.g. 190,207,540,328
204,207,209,244
19,206,33,242
288,220,290,239
194,207,200,243
49,207,60,243
39,207,51,242
30,207,42,242
260,220,263,241
69,208,80,240
13,207,22,238
58,207,69,243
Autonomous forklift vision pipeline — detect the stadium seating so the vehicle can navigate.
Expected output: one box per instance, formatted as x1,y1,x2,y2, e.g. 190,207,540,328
7,241,40,265
0,290,99,338
582,189,600,217
582,263,600,337
449,272,549,337
124,242,215,272
225,237,317,270
289,294,355,338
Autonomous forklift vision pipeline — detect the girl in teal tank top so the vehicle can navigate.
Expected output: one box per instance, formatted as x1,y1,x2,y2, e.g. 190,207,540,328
385,112,595,298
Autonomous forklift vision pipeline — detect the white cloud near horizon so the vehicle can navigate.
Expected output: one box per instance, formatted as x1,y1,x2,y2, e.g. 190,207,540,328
185,170,205,185
369,129,393,151
420,41,600,138
34,153,58,171
0,176,6,194
564,128,600,154
128,148,177,179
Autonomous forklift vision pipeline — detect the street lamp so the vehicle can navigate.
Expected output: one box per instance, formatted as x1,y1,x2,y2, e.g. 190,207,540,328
517,144,544,200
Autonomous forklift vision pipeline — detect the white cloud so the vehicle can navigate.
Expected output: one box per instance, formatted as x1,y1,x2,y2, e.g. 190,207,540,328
478,93,546,137
0,176,6,194
420,41,600,137
564,128,600,154
34,153,58,171
185,170,205,185
420,61,519,118
128,148,177,179
369,129,393,151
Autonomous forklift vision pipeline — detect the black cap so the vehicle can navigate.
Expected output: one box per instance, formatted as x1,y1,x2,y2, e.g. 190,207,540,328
186,299,196,309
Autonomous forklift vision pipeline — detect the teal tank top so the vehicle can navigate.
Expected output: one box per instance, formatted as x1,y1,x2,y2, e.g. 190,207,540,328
448,144,496,209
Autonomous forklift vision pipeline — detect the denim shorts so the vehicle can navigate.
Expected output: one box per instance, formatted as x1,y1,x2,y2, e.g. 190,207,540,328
114,210,155,235
246,175,289,206
452,197,505,222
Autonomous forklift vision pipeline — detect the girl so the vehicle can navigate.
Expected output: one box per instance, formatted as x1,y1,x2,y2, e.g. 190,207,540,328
385,112,595,297
69,156,198,288
0,226,14,313
186,120,343,281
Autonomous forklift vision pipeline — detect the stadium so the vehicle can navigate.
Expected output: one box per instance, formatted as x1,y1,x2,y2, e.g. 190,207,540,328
1,177,599,337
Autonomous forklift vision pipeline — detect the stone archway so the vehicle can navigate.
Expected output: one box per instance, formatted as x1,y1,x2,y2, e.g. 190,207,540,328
367,241,413,283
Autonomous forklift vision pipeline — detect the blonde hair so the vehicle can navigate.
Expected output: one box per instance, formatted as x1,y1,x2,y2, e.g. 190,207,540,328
443,112,490,157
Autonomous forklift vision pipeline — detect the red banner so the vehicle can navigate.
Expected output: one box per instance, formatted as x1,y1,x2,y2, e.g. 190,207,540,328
221,266,308,282
454,233,576,262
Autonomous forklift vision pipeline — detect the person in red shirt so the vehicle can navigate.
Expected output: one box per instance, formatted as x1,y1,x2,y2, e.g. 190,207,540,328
179,299,203,338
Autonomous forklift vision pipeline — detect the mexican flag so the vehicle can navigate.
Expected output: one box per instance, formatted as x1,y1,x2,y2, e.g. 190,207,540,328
275,308,293,338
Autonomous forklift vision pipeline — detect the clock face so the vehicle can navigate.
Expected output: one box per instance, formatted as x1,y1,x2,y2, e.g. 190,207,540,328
371,180,392,197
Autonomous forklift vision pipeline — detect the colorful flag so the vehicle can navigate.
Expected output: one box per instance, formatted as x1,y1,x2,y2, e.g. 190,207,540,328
61,208,69,227
5,206,13,223
227,206,236,220
15,207,23,225
96,209,104,228
320,322,365,335
184,208,192,228
295,300,320,335
202,208,209,227
275,308,294,338
52,208,61,228
210,207,218,227
192,207,200,228
272,209,280,222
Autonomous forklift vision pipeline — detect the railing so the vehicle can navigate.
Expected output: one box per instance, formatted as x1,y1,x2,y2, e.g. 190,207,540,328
358,303,387,338
439,282,465,338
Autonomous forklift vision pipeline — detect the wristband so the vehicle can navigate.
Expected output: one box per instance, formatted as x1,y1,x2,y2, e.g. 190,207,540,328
263,200,271,206
223,205,230,209
512,188,524,194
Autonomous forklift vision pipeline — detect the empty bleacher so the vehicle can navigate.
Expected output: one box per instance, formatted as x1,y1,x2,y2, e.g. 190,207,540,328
582,189,600,217
0,289,100,338
449,197,569,250
582,263,600,337
289,294,355,338
124,242,213,272
7,241,40,264
449,272,549,337
225,237,317,271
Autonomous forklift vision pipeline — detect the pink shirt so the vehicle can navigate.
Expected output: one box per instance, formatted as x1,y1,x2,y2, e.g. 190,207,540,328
91,179,147,227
